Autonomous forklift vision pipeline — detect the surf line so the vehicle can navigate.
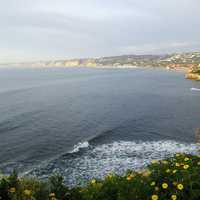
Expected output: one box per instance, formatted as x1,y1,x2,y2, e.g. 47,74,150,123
190,88,200,91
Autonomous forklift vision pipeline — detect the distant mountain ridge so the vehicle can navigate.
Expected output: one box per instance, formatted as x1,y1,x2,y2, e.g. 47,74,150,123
7,52,200,70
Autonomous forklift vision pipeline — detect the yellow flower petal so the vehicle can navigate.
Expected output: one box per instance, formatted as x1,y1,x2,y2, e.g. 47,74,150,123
9,187,16,193
183,164,189,169
151,160,159,164
162,160,168,164
184,157,189,161
162,183,168,189
151,181,156,186
49,193,56,197
91,179,96,184
152,194,159,200
24,189,31,196
175,163,180,167
173,170,177,174
171,194,177,200
177,184,184,190
126,176,132,181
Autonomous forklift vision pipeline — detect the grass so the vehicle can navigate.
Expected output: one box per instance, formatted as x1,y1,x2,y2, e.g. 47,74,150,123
1,153,200,200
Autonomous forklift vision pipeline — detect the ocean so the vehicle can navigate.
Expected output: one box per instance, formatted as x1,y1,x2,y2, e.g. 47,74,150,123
0,67,200,186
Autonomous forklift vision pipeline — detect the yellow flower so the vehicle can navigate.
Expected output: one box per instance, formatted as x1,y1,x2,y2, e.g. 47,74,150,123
151,194,159,200
172,170,177,174
151,181,156,186
176,153,181,157
151,160,159,164
184,157,189,161
162,183,168,189
24,189,31,196
49,193,56,197
162,160,168,164
183,164,189,169
126,176,132,181
171,194,177,200
175,163,180,167
166,169,170,173
9,187,16,193
177,184,184,190
142,170,151,177
127,172,135,180
91,179,96,184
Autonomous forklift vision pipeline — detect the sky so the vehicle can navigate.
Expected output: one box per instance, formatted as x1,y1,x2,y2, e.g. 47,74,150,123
0,0,200,62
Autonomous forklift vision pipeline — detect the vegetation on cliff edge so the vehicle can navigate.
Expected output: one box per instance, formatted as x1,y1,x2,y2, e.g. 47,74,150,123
1,153,200,200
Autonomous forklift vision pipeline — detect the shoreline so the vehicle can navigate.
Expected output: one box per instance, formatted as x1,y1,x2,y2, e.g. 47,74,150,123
0,64,190,72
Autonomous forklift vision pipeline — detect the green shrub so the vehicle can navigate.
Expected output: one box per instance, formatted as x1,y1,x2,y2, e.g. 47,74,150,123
49,174,70,200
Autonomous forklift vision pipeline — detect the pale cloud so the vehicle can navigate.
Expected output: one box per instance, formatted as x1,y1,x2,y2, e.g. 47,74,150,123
0,0,200,62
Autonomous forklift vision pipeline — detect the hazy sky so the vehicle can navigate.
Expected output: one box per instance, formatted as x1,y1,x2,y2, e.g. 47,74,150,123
0,0,200,62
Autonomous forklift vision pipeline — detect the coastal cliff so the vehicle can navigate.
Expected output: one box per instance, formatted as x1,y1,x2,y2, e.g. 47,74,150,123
186,72,200,81
7,52,200,73
185,65,200,81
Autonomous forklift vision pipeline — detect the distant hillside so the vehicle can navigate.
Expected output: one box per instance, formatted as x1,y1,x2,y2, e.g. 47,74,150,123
161,52,200,69
10,52,200,71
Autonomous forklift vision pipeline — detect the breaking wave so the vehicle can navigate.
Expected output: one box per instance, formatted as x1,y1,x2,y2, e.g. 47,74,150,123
29,140,199,186
191,87,200,91
70,141,90,153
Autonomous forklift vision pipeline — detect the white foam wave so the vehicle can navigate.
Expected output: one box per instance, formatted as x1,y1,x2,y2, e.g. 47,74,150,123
30,140,199,186
67,140,199,184
191,87,200,91
70,141,89,153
